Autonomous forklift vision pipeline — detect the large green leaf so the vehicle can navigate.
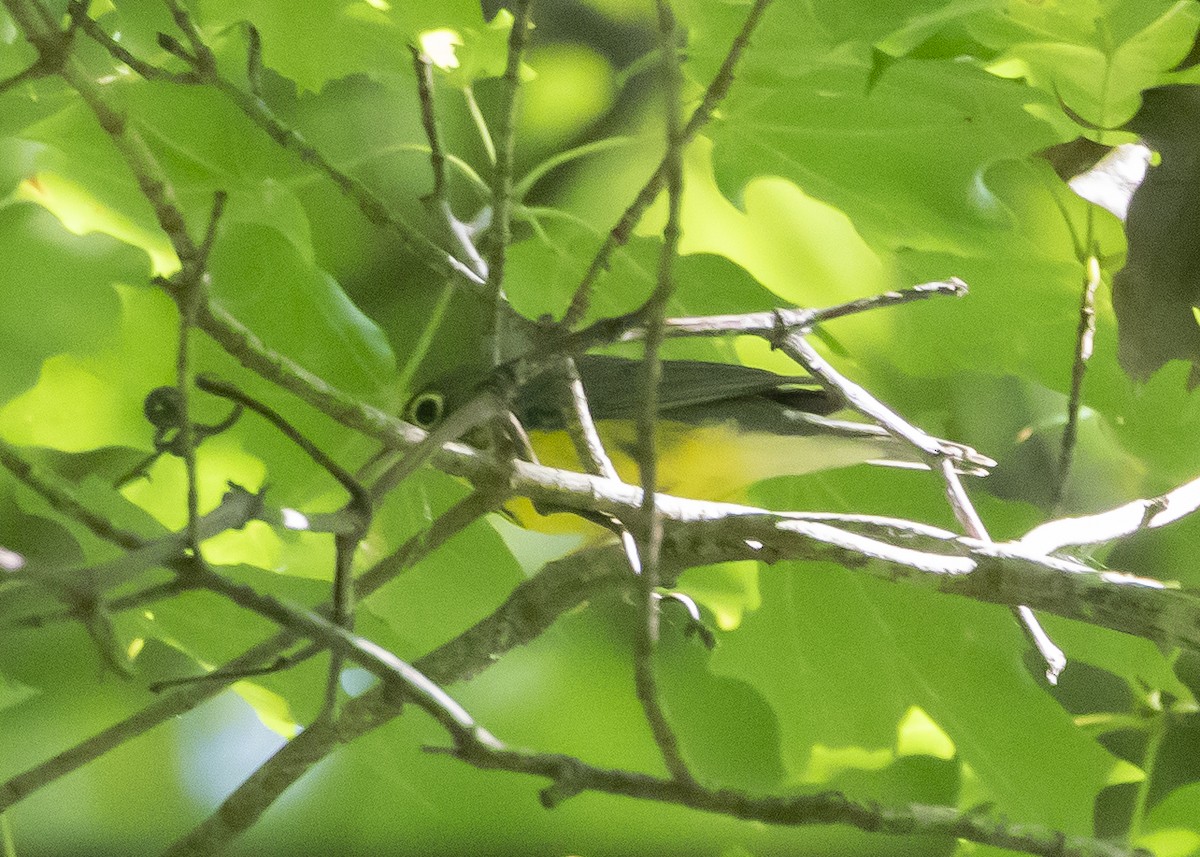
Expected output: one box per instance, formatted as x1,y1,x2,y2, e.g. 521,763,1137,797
192,0,500,92
207,224,396,401
0,204,144,404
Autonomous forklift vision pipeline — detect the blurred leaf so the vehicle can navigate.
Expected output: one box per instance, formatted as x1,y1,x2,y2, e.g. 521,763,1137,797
978,1,1200,128
674,560,760,631
1113,85,1200,384
208,224,396,400
0,204,144,404
1144,782,1200,857
0,671,40,712
193,0,496,92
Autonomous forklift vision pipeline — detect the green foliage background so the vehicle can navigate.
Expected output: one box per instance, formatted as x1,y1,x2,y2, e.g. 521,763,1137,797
3,0,1200,855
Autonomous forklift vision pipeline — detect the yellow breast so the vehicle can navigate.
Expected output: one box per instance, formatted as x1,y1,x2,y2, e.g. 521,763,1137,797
506,419,889,537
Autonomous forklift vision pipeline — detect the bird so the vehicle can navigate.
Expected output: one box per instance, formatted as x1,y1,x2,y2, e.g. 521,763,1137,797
403,354,992,534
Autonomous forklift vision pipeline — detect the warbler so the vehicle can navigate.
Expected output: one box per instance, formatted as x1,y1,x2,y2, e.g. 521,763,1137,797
402,355,991,534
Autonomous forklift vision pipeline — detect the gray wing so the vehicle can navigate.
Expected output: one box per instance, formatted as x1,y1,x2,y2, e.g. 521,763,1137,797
516,355,841,430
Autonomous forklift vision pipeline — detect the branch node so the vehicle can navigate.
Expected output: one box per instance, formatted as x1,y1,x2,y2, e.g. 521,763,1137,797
539,765,585,809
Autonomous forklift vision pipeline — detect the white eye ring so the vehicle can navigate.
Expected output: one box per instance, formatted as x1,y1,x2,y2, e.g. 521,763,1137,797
405,391,445,430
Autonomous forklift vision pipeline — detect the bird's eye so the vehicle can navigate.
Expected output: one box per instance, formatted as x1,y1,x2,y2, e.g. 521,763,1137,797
404,390,445,430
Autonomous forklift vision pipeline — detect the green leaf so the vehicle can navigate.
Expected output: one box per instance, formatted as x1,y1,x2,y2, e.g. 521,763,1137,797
193,0,494,92
972,1,1200,127
709,60,1062,257
0,204,145,405
0,284,171,452
208,224,396,401
0,671,40,712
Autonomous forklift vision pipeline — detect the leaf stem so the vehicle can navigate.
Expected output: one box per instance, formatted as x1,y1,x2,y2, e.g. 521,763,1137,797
464,84,497,165
1054,240,1101,511
0,813,14,857
513,136,636,200
1127,707,1166,844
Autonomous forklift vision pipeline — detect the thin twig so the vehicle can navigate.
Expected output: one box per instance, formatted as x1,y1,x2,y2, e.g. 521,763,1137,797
196,376,367,511
778,331,968,461
628,0,693,787
195,375,372,702
170,191,226,555
1019,474,1200,553
8,486,261,597
1054,253,1101,511
148,652,304,692
0,483,492,813
0,59,47,94
445,745,1150,857
410,43,488,280
69,0,483,285
195,300,428,450
512,136,636,200
546,281,967,391
155,486,502,691
484,0,534,367
2,577,194,632
938,458,1063,681
463,84,496,165
615,279,967,343
0,0,73,93
782,328,1065,683
0,439,145,551
411,45,447,202
553,355,646,573
561,0,775,327
187,560,502,749
4,0,199,263
64,0,196,82
160,0,210,65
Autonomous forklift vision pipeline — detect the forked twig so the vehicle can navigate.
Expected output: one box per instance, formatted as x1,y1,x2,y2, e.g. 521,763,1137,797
195,375,372,706
776,330,1065,683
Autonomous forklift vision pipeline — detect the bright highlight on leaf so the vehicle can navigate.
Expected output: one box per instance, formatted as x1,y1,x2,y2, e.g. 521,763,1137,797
520,44,615,146
896,706,955,760
281,507,311,530
17,173,177,276
0,546,24,571
1135,829,1200,857
803,743,895,783
233,680,302,739
640,138,888,308
676,561,761,631
419,28,463,69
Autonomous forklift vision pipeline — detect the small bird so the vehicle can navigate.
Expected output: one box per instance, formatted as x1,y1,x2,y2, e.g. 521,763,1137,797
405,355,992,532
